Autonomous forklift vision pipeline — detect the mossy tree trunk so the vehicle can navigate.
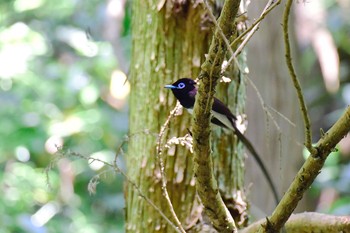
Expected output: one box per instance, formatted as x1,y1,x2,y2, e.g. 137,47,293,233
126,1,248,232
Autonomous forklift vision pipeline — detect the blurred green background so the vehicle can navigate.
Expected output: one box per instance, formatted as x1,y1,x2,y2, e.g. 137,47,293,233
0,0,349,232
0,0,130,232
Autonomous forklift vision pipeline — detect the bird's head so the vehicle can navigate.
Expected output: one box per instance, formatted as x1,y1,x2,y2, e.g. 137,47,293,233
164,78,197,108
165,78,196,96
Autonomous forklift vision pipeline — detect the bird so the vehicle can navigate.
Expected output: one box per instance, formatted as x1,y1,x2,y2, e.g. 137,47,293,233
165,78,279,204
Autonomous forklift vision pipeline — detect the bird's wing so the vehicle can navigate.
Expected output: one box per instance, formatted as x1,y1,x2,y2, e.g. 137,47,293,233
211,98,237,130
212,98,237,120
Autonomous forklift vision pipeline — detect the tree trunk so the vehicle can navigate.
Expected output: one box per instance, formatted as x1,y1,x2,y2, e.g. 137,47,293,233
126,2,209,232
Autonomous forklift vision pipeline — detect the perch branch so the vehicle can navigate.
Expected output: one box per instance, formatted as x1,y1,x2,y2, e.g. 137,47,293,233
241,212,350,233
257,106,350,232
192,0,241,232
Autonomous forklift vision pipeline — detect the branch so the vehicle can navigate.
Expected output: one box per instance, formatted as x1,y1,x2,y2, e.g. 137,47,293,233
50,143,183,233
223,0,281,74
283,0,316,154
257,106,350,232
156,102,186,233
231,0,280,48
192,0,241,232
241,212,350,233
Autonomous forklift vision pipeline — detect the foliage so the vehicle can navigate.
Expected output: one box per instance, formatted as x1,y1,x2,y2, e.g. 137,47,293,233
0,0,130,232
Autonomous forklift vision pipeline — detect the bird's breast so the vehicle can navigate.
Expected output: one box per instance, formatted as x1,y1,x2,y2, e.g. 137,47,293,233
186,108,193,114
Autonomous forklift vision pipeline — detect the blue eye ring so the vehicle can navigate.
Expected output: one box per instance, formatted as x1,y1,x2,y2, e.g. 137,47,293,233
178,83,185,89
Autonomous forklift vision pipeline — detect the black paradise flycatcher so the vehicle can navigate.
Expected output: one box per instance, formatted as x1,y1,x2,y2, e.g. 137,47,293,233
165,78,279,205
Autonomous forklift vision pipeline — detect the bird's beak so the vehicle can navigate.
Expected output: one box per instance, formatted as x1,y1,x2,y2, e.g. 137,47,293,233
164,85,177,89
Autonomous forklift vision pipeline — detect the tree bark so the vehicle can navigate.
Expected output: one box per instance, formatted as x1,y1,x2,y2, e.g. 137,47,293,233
126,1,210,232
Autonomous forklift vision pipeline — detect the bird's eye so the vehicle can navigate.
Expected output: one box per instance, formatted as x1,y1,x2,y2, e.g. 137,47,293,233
178,83,185,89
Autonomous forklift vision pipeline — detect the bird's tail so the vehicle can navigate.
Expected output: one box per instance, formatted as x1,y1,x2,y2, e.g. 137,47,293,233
232,124,280,205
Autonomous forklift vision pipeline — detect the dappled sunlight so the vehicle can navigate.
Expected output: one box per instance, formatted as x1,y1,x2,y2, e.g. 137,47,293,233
0,22,47,78
49,116,85,137
56,26,98,57
88,150,115,170
110,70,130,100
45,135,64,154
15,145,31,162
14,0,44,11
31,202,60,227
103,69,130,110
79,85,99,105
313,29,339,93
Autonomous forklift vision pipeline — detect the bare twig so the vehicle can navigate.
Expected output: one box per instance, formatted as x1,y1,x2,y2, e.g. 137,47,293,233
282,0,317,154
156,102,186,233
245,76,281,132
117,141,183,233
116,165,183,233
245,75,283,171
223,0,281,74
231,0,281,49
267,105,296,128
47,133,182,233
157,102,182,154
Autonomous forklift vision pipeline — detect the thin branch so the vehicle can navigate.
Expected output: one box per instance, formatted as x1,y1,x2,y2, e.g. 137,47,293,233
116,166,183,233
282,0,317,154
245,76,284,177
156,102,186,233
231,0,281,48
223,0,281,74
157,102,182,154
257,106,350,232
48,134,183,233
245,76,281,132
267,105,296,128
